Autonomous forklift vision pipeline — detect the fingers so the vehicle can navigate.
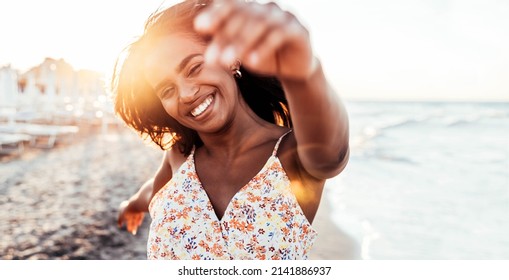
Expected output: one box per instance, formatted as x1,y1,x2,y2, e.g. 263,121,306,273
117,200,145,235
230,5,286,64
117,200,129,228
246,17,304,69
195,1,306,70
194,0,239,34
126,213,145,235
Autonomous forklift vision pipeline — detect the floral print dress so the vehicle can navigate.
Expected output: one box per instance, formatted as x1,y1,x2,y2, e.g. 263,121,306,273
147,131,317,260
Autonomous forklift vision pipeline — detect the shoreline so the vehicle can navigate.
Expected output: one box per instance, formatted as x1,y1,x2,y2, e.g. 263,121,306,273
309,186,361,260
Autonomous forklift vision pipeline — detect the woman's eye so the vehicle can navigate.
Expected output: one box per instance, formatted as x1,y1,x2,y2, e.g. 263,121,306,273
160,87,175,98
188,63,202,77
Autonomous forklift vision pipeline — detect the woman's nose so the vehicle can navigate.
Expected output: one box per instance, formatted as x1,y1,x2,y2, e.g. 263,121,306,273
178,82,199,104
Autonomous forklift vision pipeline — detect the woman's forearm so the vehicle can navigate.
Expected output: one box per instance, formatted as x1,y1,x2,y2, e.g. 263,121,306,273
281,59,350,179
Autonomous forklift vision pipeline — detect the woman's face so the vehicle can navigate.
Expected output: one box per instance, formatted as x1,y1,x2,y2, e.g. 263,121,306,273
143,33,240,134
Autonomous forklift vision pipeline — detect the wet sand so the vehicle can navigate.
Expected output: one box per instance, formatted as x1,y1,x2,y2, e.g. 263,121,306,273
309,188,361,260
0,125,358,260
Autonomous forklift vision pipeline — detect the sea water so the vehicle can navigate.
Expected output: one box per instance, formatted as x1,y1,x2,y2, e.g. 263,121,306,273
327,101,509,259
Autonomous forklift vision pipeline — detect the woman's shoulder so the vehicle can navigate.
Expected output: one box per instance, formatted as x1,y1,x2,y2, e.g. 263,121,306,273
152,146,189,198
164,146,188,175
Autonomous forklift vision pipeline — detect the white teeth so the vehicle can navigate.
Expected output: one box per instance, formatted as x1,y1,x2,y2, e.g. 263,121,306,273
191,95,214,117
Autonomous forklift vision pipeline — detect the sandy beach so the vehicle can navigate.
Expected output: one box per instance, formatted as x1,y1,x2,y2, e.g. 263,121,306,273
0,124,358,260
310,190,361,260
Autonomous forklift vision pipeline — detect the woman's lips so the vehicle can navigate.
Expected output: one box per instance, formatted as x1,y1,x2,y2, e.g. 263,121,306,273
190,94,214,117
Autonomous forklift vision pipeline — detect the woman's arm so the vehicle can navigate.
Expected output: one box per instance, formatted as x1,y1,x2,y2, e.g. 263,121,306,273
280,62,349,179
194,1,349,179
117,150,174,234
117,178,153,235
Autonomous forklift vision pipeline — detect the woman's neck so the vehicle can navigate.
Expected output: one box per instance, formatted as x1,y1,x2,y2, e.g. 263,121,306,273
197,103,275,159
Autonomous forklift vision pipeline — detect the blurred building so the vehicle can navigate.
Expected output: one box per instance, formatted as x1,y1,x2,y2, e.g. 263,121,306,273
0,65,19,108
2,58,108,124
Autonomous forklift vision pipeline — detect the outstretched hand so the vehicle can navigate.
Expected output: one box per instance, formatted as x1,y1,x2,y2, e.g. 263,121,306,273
194,0,317,81
117,200,145,235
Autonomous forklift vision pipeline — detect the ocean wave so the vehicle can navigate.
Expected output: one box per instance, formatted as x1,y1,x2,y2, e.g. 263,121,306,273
444,114,509,127
349,102,509,128
330,102,509,259
444,115,482,127
355,116,429,138
378,117,428,130
373,153,418,164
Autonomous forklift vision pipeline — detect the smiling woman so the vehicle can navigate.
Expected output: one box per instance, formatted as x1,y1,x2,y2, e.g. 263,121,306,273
112,0,349,260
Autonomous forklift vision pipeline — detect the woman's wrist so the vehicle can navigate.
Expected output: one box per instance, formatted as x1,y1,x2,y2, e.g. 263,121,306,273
127,195,148,212
280,57,324,90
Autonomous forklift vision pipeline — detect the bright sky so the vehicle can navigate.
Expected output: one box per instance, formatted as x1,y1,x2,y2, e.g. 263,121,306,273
1,0,508,101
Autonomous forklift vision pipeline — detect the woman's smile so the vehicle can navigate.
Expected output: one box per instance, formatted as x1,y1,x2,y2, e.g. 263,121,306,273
190,93,215,118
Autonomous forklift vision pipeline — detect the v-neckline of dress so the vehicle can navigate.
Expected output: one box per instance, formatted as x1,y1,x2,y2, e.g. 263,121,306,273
190,150,276,223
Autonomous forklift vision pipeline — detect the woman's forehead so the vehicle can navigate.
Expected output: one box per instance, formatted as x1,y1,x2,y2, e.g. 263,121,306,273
143,33,205,83
145,33,205,66
144,33,205,71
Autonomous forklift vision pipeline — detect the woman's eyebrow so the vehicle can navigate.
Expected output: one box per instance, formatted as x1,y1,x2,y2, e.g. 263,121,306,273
153,78,171,94
176,53,202,74
153,53,202,94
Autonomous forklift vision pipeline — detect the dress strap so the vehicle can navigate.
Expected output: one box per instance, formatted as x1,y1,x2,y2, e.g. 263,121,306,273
272,129,293,156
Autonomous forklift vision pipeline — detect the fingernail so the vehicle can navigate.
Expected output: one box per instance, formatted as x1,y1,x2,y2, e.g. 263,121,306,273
221,45,236,66
205,44,219,64
194,13,211,30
